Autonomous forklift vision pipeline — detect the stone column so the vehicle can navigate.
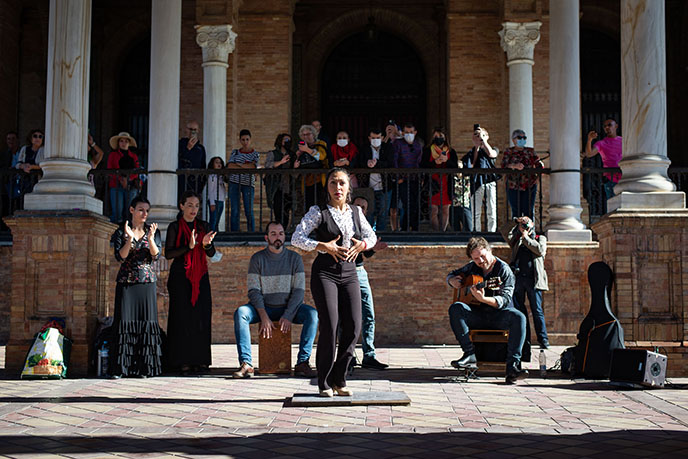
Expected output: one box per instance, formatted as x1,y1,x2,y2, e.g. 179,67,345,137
608,0,685,211
196,25,236,161
499,21,541,146
147,0,182,229
23,0,101,214
546,0,592,242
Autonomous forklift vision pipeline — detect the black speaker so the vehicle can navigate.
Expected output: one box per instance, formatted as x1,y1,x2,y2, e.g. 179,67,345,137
609,349,667,388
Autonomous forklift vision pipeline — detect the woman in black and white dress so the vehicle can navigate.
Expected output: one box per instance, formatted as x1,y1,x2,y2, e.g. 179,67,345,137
292,168,377,397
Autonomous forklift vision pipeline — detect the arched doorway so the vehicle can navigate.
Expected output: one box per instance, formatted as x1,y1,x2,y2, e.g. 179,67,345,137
117,37,151,162
321,30,426,147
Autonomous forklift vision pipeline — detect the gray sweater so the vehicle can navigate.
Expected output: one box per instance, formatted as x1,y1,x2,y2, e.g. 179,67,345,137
247,248,305,321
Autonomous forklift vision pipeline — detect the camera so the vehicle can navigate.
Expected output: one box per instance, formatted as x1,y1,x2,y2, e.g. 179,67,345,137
473,123,480,131
514,217,533,231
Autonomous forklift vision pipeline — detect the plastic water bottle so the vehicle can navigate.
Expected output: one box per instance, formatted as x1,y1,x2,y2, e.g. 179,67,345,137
97,341,109,377
539,349,547,378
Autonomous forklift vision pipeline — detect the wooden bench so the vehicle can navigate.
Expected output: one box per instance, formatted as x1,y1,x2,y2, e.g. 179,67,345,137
257,321,291,375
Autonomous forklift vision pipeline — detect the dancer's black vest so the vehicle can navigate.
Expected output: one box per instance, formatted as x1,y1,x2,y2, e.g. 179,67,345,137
312,204,363,252
574,261,625,378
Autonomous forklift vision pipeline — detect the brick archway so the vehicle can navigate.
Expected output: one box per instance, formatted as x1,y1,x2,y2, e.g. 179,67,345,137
301,7,443,134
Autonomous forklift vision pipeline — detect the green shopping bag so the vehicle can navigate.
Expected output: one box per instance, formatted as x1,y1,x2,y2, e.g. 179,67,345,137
21,327,72,379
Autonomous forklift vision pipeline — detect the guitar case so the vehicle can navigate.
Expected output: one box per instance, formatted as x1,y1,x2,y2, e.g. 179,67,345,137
573,261,625,378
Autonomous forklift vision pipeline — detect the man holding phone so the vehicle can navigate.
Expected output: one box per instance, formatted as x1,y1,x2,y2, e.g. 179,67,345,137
584,118,622,200
178,120,207,200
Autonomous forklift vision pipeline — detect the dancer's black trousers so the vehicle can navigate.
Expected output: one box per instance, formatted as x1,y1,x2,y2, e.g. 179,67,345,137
310,254,362,391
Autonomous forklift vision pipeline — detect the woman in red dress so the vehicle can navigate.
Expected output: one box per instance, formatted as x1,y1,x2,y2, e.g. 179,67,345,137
421,127,458,231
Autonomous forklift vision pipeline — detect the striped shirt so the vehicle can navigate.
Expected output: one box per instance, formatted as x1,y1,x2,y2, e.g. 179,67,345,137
228,148,259,186
247,248,305,322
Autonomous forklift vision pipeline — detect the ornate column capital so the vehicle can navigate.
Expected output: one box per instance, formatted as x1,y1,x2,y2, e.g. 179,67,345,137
195,24,237,67
499,21,542,65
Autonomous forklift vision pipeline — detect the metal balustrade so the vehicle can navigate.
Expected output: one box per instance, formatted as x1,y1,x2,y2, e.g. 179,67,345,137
1,165,687,243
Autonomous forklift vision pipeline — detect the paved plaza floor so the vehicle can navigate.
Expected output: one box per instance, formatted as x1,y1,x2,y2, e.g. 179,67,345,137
1,344,688,458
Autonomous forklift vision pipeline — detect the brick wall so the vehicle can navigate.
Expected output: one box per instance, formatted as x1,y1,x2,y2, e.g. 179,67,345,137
0,246,11,344
232,0,292,152
100,242,600,346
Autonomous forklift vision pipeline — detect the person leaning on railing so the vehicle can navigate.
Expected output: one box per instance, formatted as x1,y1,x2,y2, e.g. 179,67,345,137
265,133,295,230
226,129,259,232
354,127,394,231
295,124,328,209
107,132,141,224
421,126,458,232
501,129,543,220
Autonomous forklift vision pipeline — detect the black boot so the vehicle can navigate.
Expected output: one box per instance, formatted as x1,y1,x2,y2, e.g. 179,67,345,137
505,362,528,384
451,353,477,369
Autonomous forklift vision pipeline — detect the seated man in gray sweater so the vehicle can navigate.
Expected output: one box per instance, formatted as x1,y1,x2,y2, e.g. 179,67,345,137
233,221,318,378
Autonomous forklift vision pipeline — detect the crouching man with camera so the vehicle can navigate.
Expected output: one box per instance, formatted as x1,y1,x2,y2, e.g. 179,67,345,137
503,216,550,350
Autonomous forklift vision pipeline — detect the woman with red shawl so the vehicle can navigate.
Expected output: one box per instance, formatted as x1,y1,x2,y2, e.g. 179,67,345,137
165,191,217,375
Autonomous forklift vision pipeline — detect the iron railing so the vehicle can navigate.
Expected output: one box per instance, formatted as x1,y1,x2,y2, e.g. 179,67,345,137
2,165,687,242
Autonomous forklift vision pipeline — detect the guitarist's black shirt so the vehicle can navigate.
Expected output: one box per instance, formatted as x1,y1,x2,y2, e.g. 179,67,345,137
446,257,515,309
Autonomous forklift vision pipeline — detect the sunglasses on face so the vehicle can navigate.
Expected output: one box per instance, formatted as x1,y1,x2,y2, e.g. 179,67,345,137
515,136,527,140
33,134,43,139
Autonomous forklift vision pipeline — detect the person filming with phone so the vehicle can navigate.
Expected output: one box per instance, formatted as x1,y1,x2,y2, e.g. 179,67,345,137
461,124,499,232
502,216,550,351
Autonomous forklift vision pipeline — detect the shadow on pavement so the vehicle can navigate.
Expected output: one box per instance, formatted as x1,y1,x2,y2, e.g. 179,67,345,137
0,430,686,458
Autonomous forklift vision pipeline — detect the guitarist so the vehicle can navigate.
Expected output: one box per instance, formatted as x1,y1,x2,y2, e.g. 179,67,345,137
446,237,528,384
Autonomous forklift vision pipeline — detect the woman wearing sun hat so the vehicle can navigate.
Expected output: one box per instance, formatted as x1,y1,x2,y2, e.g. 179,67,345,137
107,132,141,223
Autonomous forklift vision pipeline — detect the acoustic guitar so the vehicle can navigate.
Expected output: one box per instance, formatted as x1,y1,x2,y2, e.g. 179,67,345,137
452,274,503,306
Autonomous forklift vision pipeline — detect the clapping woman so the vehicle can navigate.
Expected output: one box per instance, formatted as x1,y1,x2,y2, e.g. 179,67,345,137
110,196,163,378
292,168,377,397
165,191,217,375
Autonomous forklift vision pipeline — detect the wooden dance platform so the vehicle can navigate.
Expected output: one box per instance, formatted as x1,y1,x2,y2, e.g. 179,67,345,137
289,391,411,407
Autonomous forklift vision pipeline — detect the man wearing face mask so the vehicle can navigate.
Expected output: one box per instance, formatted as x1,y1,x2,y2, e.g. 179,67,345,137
355,128,394,231
393,123,423,231
502,129,543,219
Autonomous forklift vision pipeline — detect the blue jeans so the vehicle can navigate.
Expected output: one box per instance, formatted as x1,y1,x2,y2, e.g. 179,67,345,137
208,201,224,232
356,266,376,358
452,205,473,232
513,279,548,345
448,302,526,366
228,183,255,232
109,187,138,223
367,190,388,232
507,186,537,219
233,303,318,366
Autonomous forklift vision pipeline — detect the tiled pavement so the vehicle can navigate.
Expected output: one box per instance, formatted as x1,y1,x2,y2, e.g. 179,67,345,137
1,344,688,458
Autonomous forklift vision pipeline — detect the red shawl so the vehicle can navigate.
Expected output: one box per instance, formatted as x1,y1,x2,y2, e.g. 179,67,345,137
175,218,208,306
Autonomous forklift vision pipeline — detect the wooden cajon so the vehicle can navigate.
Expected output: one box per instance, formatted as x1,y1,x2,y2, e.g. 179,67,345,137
258,321,292,374
469,329,509,366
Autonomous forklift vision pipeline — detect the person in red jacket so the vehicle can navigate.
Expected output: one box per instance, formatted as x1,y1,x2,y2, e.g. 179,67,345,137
107,132,140,223
330,131,359,187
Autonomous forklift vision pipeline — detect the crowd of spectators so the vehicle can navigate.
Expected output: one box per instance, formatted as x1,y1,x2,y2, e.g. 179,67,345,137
1,117,623,233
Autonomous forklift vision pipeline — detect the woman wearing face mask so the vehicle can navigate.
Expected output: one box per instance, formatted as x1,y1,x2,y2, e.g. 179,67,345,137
265,133,295,229
501,129,543,219
165,191,218,375
421,127,458,231
330,131,359,188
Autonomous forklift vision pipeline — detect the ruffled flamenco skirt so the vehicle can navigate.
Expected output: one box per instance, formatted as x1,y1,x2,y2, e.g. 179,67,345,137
112,282,163,377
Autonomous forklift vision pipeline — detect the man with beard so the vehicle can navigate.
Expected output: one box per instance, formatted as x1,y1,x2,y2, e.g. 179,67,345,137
447,237,528,384
233,221,318,378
